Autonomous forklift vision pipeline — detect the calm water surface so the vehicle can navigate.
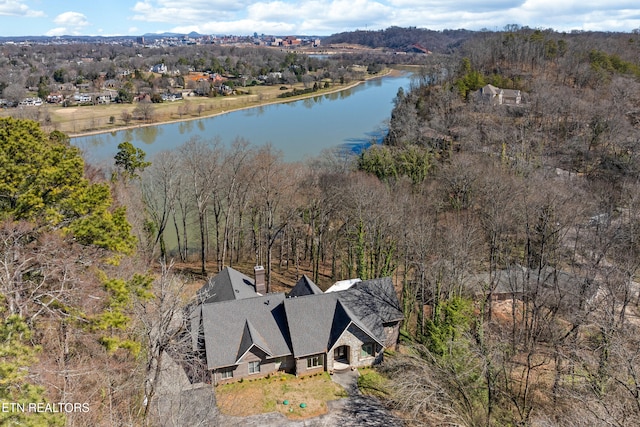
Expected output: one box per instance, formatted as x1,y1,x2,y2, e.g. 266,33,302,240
71,73,412,165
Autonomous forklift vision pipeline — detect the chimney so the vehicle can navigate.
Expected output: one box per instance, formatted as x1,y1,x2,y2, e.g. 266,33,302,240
254,265,266,294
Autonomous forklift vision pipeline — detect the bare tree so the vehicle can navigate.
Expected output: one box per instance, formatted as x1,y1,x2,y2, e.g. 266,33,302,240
135,261,188,424
134,100,155,123
178,137,221,274
250,145,296,291
141,151,180,262
121,110,133,125
2,83,26,106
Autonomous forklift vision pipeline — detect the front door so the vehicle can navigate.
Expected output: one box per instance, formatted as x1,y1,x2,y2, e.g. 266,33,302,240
334,345,349,362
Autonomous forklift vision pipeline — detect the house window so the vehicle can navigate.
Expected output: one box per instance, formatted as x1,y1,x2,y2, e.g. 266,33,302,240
361,343,375,358
248,361,260,374
220,369,233,380
307,354,323,369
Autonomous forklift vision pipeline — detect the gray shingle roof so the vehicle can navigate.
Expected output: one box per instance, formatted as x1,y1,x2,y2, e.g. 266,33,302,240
196,267,257,304
469,265,598,311
189,304,203,351
284,277,402,357
194,270,403,368
201,293,291,369
284,293,338,357
330,300,384,348
236,320,273,362
338,278,404,340
288,275,323,297
481,84,500,96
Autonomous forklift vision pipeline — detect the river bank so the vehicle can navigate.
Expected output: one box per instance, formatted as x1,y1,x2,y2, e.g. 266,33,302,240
70,68,413,164
50,69,399,139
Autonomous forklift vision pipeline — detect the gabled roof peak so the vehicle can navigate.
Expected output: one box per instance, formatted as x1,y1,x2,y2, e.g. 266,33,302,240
288,274,323,297
236,319,272,363
196,266,257,304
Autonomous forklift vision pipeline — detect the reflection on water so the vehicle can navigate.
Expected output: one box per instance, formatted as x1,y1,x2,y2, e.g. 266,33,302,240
178,120,194,134
122,129,134,141
339,128,388,155
325,91,340,101
70,73,412,163
135,126,162,145
302,97,315,109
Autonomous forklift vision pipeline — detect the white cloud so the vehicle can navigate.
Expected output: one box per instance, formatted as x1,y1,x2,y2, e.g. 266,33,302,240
170,19,297,36
46,11,90,36
107,0,634,35
1,0,640,37
54,11,89,28
45,27,68,37
132,0,250,23
145,0,395,35
0,0,44,17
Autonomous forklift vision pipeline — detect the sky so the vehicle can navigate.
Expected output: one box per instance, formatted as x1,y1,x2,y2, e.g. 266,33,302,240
0,0,639,37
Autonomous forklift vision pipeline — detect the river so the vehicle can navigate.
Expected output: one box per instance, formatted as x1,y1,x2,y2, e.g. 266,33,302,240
71,72,413,165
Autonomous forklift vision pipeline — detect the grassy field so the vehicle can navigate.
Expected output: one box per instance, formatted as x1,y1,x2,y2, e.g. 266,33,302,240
216,372,348,419
0,76,379,137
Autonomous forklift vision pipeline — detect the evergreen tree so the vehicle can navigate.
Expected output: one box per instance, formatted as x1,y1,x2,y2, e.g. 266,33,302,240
0,311,65,427
0,117,135,253
114,141,151,181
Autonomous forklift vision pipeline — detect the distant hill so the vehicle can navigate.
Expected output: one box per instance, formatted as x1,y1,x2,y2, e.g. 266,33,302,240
142,32,204,38
0,35,137,43
323,26,476,54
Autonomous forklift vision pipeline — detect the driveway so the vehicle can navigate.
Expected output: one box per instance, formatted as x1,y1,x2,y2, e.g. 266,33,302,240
216,369,404,427
154,355,403,426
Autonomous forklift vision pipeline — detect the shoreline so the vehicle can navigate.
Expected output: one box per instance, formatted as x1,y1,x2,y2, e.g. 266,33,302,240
69,69,401,139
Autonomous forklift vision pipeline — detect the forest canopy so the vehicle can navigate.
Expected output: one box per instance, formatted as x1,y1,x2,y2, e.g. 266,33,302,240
2,26,640,426
0,118,143,426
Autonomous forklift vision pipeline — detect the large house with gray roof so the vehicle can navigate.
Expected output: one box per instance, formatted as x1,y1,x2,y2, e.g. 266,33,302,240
188,267,403,384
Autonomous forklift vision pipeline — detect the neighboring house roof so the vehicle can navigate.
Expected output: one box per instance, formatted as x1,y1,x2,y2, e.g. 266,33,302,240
470,265,599,309
325,278,361,293
478,84,523,105
481,84,501,96
502,88,521,99
196,267,257,304
288,275,323,297
201,293,291,369
472,265,528,295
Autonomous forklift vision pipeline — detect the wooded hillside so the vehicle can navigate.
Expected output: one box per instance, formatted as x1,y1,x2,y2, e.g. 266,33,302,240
2,26,640,426
358,26,640,426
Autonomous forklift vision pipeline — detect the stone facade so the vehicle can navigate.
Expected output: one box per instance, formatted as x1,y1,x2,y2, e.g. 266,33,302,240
327,324,381,372
383,322,401,349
